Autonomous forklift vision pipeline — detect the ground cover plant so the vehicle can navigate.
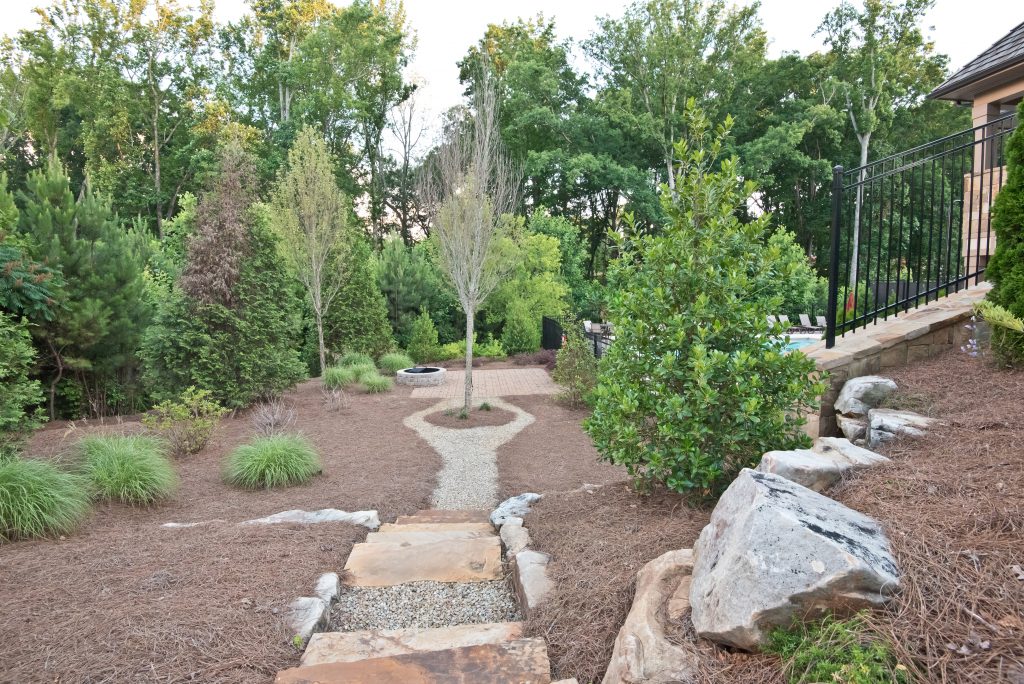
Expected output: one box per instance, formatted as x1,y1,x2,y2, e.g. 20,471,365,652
79,435,178,505
225,434,322,489
142,387,228,458
0,457,91,540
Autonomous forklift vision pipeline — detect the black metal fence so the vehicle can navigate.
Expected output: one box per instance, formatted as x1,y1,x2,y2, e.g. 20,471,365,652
825,112,1017,348
541,316,563,350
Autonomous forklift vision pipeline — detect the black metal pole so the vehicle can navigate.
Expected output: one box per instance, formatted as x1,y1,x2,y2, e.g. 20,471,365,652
826,165,844,349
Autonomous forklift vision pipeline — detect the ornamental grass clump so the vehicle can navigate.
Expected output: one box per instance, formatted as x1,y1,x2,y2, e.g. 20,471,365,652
378,352,414,374
79,435,178,505
322,366,358,389
0,457,91,540
225,434,321,489
361,374,394,393
337,352,374,368
584,101,824,497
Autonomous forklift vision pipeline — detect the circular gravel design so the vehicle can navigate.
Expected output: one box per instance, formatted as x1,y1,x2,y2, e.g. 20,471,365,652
330,580,520,631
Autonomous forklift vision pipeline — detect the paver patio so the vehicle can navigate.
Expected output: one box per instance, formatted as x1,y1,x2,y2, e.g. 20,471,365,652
409,368,559,399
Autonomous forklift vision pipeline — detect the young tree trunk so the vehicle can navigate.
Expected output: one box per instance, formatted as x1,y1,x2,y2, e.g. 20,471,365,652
463,310,474,412
850,134,871,289
315,308,327,375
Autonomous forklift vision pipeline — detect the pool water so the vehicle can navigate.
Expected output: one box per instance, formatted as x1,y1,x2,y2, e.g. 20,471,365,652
784,337,818,352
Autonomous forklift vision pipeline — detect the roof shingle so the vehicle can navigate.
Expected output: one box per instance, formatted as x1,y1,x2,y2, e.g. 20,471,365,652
929,21,1024,101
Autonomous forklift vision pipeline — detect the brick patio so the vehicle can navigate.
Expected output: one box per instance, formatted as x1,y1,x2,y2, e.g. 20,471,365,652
409,368,559,399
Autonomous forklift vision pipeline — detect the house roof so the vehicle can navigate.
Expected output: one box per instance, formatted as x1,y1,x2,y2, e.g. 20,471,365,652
929,20,1024,102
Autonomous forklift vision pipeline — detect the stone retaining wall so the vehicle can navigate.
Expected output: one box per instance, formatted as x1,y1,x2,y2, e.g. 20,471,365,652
802,283,990,437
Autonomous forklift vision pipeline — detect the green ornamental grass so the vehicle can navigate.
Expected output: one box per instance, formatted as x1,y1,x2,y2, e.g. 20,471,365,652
323,366,358,389
349,363,379,383
0,457,91,541
225,434,321,489
361,374,393,393
378,352,414,374
337,352,374,368
80,435,178,505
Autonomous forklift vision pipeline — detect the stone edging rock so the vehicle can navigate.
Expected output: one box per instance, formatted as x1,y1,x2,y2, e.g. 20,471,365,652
287,572,342,646
491,493,553,619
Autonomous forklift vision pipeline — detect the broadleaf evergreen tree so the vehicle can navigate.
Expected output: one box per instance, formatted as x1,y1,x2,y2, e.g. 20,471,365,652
987,101,1024,321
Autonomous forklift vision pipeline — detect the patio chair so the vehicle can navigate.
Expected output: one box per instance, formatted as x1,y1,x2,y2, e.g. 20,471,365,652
767,315,777,325
584,320,593,333
816,315,828,327
778,315,791,326
799,314,812,327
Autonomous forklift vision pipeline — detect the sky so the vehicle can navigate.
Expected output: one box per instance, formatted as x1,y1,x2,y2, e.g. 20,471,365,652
5,0,1020,133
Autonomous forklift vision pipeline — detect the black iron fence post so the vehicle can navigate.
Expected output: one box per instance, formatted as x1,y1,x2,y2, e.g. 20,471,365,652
826,165,844,349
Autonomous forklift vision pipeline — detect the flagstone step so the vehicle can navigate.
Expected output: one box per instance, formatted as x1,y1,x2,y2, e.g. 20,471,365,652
343,537,502,586
365,529,493,545
276,638,552,684
376,522,495,535
300,622,525,666
396,510,491,525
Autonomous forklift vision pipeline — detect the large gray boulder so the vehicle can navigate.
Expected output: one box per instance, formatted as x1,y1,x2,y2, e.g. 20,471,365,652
757,438,890,492
811,437,889,468
835,375,898,417
602,549,699,684
867,408,935,446
689,469,900,651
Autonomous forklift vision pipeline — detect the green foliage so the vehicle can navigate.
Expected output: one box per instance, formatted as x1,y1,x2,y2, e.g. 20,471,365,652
975,301,1024,367
764,613,908,684
377,239,460,346
378,352,414,374
324,239,395,362
436,335,507,360
501,300,541,355
528,213,603,317
141,387,228,459
361,374,393,393
337,352,375,368
78,435,178,506
988,101,1024,321
584,104,823,496
552,325,599,408
322,366,358,389
0,457,91,541
1,175,59,320
225,435,321,490
348,363,379,383
485,217,569,331
767,229,829,317
0,313,43,456
407,309,441,363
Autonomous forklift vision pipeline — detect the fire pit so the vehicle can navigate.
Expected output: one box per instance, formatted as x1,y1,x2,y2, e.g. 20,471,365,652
395,366,447,387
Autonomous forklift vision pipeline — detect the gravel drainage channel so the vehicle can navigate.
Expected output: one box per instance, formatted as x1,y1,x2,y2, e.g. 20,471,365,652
329,579,520,631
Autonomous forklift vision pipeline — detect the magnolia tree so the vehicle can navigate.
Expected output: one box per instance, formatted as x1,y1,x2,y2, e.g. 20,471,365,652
420,76,519,411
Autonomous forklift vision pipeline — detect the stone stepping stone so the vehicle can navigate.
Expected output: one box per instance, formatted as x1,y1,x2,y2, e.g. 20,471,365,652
343,537,502,586
365,529,493,545
376,522,494,535
275,638,551,683
300,622,525,666
396,509,491,525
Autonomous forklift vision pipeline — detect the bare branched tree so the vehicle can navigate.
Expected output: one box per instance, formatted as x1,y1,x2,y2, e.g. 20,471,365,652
419,72,520,411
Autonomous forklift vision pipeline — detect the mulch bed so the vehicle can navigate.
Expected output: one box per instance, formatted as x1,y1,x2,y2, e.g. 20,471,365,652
0,379,441,683
423,405,517,429
833,349,1024,683
495,395,623,500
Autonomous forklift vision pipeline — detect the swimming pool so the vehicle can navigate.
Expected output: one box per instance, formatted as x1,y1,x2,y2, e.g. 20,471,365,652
784,337,819,352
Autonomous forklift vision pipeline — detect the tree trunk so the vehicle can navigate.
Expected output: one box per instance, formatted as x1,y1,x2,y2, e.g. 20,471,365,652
850,135,870,289
463,310,474,412
315,307,327,375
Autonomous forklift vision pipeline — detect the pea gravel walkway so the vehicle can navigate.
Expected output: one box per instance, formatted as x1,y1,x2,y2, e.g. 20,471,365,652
409,368,559,399
404,397,535,510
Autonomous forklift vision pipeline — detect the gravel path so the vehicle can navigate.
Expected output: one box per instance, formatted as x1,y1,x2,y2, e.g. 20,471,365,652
329,580,520,631
404,397,535,509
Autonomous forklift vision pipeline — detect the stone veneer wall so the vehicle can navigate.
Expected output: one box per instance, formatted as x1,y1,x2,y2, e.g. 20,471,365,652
801,284,991,438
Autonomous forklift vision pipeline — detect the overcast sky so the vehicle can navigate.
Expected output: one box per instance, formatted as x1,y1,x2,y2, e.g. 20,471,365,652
5,0,1020,134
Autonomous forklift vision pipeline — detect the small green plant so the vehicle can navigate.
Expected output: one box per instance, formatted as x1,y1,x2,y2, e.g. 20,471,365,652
407,309,440,363
0,457,91,540
479,402,492,411
378,352,414,374
361,374,393,393
142,386,228,458
764,613,909,684
458,408,469,419
337,352,375,368
322,366,358,389
79,435,178,505
225,434,321,489
436,335,507,360
975,300,1024,366
291,634,304,650
552,325,599,408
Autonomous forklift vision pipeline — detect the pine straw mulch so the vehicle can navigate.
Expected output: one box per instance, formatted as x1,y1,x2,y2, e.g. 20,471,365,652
0,379,442,683
833,348,1024,683
523,483,784,684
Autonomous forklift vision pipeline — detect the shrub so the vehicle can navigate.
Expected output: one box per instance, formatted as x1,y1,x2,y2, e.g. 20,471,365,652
764,613,908,684
0,457,91,540
361,374,393,393
324,238,395,360
501,301,541,355
975,300,1024,366
552,326,599,408
584,103,823,496
337,352,375,368
250,399,297,437
225,434,321,489
142,387,228,459
79,435,178,505
407,309,441,363
987,100,1024,321
378,352,414,374
1,313,43,457
436,334,507,361
322,366,358,389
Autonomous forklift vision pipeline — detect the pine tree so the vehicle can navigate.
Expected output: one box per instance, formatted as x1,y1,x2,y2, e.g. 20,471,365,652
988,101,1024,321
407,308,440,363
323,238,395,362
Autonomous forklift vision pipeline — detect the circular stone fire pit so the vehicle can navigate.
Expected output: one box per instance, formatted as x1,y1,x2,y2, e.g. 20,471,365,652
395,366,447,387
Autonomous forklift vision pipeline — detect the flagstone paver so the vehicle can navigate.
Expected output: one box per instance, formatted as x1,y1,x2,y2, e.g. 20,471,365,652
409,368,559,399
